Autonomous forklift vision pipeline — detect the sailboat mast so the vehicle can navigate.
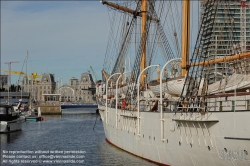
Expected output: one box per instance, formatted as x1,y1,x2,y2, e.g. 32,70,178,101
140,0,147,85
181,0,190,76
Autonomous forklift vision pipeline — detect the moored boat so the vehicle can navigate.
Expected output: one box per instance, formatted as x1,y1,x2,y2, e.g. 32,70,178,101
0,104,25,133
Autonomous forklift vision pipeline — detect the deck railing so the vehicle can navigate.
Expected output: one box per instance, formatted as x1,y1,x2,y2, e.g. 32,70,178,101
98,97,250,112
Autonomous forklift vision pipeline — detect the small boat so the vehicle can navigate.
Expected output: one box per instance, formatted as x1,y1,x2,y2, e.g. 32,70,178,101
0,104,25,133
25,116,44,122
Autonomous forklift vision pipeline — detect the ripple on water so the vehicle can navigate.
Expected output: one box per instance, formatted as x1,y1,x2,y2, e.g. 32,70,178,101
1,110,156,166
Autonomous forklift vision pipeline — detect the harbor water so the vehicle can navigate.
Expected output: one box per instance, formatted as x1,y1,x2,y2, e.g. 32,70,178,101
0,108,156,166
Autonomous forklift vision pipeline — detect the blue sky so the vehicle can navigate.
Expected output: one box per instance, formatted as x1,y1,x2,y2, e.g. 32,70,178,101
1,1,109,85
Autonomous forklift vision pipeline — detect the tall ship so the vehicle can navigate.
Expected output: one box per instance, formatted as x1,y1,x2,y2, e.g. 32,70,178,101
96,0,250,165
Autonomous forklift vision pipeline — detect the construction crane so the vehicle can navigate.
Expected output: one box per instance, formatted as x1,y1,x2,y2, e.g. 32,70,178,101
28,72,42,85
1,70,25,75
2,70,42,85
90,66,98,82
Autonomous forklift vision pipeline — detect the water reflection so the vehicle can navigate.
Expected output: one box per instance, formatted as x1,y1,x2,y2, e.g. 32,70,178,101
0,131,22,144
42,115,62,119
62,108,97,114
1,109,156,166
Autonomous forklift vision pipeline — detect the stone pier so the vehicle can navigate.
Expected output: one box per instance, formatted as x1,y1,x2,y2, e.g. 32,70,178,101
35,94,61,115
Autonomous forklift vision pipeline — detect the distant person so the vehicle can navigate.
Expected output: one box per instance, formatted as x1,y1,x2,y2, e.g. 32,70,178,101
121,99,126,110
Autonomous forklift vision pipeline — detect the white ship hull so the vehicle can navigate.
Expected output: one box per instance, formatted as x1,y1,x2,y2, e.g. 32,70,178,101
0,117,25,133
98,105,250,166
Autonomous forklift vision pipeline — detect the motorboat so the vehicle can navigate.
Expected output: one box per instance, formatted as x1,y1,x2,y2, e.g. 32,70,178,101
0,104,25,133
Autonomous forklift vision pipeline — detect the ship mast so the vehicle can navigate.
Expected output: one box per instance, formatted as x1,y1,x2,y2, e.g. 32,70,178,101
101,0,151,86
181,0,190,76
140,0,147,85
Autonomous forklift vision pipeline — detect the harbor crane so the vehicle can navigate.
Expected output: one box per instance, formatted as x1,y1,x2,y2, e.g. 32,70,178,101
1,70,25,75
29,72,42,85
1,70,42,85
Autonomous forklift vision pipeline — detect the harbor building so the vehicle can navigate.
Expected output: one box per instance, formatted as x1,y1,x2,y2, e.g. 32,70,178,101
60,84,75,102
78,73,96,103
36,73,56,101
60,73,96,104
0,75,8,90
3,71,96,104
200,0,250,83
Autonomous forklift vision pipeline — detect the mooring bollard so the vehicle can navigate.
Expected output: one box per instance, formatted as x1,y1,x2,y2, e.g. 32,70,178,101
38,107,41,117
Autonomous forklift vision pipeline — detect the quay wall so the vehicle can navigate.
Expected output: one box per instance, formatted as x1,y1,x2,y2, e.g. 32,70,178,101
34,101,61,115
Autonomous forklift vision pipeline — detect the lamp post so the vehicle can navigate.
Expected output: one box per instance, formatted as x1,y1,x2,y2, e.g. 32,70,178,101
106,73,121,125
160,58,181,141
137,65,159,136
